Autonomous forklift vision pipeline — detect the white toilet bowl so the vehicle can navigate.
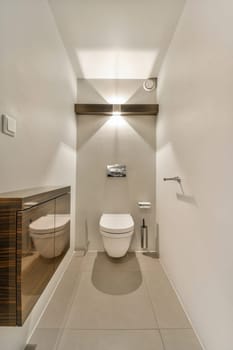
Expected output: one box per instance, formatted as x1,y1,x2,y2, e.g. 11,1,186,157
99,214,134,258
29,214,70,258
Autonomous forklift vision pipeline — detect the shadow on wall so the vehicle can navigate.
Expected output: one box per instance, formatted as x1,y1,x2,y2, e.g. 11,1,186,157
125,116,156,150
77,115,156,151
176,193,198,206
77,115,109,149
91,252,142,295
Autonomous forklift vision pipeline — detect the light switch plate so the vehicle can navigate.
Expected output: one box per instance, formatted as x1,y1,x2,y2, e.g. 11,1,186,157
2,114,16,137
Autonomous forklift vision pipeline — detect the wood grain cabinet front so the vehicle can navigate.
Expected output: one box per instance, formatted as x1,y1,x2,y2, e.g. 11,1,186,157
0,187,70,326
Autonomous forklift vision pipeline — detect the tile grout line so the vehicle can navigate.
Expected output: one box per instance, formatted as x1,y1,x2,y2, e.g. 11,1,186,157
142,267,161,327
26,251,75,345
29,253,202,349
54,258,86,349
39,253,199,348
159,259,205,350
65,328,159,331
142,266,166,350
37,326,194,331
140,261,195,348
55,252,107,346
143,261,193,328
56,254,161,347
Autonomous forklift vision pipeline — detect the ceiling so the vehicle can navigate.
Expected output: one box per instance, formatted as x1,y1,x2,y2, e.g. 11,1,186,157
49,0,186,79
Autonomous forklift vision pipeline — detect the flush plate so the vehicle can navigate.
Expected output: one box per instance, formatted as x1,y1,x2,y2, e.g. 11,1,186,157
107,164,127,177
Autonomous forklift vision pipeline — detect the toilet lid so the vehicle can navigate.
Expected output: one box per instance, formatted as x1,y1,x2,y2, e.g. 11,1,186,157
100,214,134,234
29,214,70,234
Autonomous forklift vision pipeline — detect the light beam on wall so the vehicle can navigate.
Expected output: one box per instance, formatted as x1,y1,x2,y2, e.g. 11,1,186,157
107,114,126,127
112,104,121,116
75,49,159,79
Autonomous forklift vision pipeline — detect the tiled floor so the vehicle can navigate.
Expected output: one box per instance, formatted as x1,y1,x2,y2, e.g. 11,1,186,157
28,252,202,350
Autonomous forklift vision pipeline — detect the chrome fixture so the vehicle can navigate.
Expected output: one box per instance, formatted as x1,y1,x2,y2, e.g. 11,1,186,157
138,201,151,209
107,164,126,177
143,78,157,92
163,176,181,184
141,218,148,249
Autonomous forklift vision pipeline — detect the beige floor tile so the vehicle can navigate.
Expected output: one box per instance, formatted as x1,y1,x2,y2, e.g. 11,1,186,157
160,329,202,350
136,252,160,271
66,271,158,329
38,257,83,329
29,255,203,350
28,328,61,350
80,252,98,271
144,265,190,329
58,330,164,350
66,255,84,271
98,330,164,350
57,330,97,350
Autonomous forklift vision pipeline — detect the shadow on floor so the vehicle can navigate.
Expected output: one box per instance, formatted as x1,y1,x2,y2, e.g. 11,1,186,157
142,252,159,259
91,252,142,295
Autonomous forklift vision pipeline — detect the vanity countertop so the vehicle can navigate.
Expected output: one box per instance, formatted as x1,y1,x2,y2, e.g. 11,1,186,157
0,186,70,210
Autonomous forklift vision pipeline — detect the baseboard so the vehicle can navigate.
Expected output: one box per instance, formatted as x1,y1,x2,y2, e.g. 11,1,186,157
76,249,159,256
159,258,206,350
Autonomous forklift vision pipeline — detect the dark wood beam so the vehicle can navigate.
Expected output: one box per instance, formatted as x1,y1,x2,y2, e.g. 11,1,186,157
75,104,159,116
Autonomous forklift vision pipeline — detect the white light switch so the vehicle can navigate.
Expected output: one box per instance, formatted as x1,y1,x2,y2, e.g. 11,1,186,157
2,114,16,137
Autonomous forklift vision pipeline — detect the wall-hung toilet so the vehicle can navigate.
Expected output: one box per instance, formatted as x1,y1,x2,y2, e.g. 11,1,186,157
99,214,134,258
29,214,70,259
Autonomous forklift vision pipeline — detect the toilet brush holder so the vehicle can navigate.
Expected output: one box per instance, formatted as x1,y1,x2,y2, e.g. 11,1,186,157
141,218,148,249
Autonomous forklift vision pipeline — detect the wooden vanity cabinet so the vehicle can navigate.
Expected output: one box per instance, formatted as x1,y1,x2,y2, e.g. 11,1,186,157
0,186,70,326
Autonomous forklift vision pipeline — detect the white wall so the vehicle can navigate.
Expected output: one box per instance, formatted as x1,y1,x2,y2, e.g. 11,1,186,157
0,0,77,349
49,0,186,79
76,79,156,251
77,114,156,251
156,1,233,349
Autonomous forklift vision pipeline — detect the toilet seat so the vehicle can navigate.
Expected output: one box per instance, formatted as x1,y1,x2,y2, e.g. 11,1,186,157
99,213,134,258
100,230,133,239
100,214,134,234
29,214,70,235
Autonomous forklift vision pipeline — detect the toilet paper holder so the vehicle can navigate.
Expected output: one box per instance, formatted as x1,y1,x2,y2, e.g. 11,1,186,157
138,201,151,209
163,176,181,184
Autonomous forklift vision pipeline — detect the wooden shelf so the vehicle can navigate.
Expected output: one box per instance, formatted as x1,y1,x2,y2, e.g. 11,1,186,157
75,104,159,116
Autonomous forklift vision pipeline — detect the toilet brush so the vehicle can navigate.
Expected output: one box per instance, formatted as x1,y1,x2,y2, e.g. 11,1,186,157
141,218,148,249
